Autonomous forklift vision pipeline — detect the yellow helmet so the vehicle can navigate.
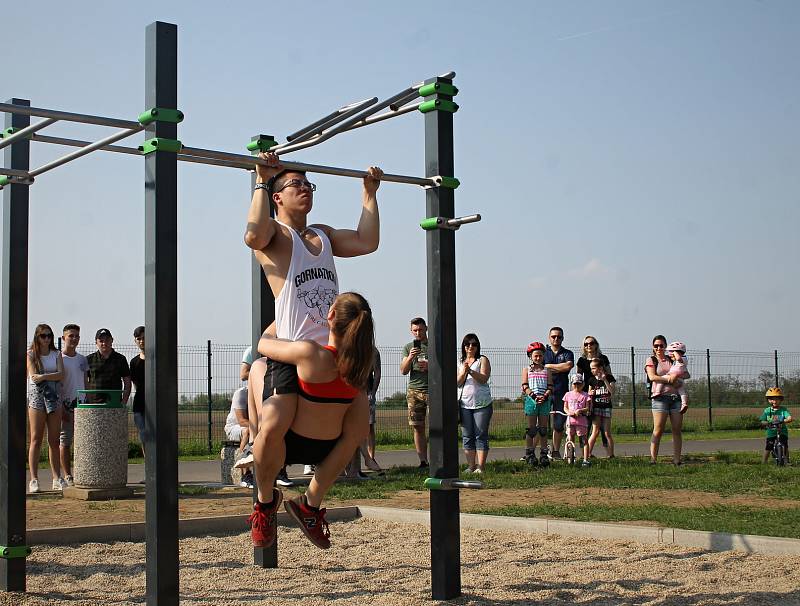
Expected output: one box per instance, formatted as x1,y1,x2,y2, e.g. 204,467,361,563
765,387,784,399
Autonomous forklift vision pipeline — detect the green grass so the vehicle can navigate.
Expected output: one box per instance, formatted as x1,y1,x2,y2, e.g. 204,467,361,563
472,502,800,539
322,452,800,538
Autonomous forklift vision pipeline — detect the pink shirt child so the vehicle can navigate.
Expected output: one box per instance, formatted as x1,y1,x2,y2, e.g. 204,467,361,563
563,391,591,433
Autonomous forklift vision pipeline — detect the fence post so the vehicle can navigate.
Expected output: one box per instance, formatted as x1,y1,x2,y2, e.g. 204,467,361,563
207,339,213,454
706,348,712,430
774,349,779,387
630,346,637,434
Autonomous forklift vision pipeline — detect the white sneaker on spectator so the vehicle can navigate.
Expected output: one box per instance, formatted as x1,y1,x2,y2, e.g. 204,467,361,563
29,479,39,494
303,465,315,475
473,468,483,475
64,475,75,487
234,444,254,469
52,478,67,491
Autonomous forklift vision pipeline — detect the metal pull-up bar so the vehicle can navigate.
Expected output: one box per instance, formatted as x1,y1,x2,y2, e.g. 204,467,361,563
0,118,57,151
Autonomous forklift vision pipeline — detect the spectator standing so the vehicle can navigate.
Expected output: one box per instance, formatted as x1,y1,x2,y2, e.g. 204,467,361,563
362,347,383,472
563,374,591,467
645,335,685,465
544,326,574,460
86,328,131,406
129,326,147,455
521,341,553,467
26,324,65,492
59,324,88,486
586,357,616,458
400,317,429,468
457,334,493,474
666,341,690,412
577,336,611,450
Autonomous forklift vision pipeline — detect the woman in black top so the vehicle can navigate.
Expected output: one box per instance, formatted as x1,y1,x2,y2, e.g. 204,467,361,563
577,336,612,451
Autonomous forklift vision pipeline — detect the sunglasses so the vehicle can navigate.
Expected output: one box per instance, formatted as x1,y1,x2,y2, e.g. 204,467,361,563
38,333,53,339
653,344,666,349
465,342,478,347
276,178,316,193
584,341,597,346
550,335,563,340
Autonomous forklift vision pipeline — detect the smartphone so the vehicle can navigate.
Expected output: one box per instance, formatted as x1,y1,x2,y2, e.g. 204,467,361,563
413,339,421,349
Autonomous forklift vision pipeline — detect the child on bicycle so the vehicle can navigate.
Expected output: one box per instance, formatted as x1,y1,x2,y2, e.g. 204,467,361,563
521,342,554,467
563,374,591,467
760,387,792,464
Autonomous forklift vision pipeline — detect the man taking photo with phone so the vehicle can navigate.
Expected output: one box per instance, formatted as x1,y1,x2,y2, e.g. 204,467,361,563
400,317,429,468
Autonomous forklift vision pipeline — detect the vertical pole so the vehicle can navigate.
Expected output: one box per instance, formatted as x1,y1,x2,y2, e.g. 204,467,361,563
423,76,460,601
207,339,212,454
630,346,637,434
1,98,31,593
250,146,277,568
144,21,179,606
774,349,779,387
706,349,712,429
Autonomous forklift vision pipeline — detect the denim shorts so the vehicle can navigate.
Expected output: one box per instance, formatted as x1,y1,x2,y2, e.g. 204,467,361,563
651,394,682,413
27,381,61,414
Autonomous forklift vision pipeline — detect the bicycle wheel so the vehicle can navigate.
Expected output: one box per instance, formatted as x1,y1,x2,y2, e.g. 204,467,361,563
566,442,575,466
774,441,786,467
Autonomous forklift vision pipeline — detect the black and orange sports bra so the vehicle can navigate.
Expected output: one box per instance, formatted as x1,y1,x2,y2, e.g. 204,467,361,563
296,346,360,404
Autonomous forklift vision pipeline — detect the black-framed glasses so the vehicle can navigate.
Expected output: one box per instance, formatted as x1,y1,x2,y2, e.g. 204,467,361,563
276,178,316,193
38,333,53,339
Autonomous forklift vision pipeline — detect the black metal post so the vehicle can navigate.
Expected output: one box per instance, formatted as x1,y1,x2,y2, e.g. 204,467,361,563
423,76,460,601
143,22,179,606
630,346,637,434
1,98,31,593
706,349,712,429
774,350,779,387
207,339,212,454
250,155,277,568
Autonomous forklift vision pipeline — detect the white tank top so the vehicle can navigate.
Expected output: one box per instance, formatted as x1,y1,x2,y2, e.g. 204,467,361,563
274,222,338,345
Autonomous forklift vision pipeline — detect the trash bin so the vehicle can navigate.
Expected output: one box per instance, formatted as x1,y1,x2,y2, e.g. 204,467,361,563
73,389,128,489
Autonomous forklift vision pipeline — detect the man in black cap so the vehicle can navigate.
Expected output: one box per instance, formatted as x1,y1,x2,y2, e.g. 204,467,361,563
86,328,131,405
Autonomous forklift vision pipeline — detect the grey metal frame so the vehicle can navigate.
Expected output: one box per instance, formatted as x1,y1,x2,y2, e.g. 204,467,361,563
0,118,57,151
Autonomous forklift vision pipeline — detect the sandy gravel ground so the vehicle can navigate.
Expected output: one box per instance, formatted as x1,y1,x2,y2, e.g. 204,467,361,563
4,518,800,606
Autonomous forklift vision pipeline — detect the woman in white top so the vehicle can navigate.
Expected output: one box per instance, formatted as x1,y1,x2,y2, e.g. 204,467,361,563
26,323,65,492
457,333,492,473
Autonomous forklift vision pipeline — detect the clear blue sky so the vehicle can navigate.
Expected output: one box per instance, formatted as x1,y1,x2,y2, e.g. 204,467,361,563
2,0,798,351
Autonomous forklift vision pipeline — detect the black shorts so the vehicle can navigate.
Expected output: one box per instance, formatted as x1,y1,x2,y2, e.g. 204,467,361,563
262,358,299,401
766,435,788,451
284,429,340,465
551,391,567,432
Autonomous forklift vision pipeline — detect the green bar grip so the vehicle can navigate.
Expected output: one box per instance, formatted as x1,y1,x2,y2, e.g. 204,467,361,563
139,138,183,155
76,389,123,408
247,136,279,153
418,82,459,98
0,176,10,187
1,127,18,138
423,478,448,490
420,217,442,231
138,108,184,125
419,100,459,114
439,176,460,189
0,545,31,559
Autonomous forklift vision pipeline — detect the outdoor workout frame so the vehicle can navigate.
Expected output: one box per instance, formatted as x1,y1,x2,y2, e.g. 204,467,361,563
1,21,467,604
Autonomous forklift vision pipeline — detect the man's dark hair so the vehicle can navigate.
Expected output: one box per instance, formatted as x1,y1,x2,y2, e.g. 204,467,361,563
63,324,80,333
549,326,564,335
133,326,145,338
410,317,426,327
267,169,308,196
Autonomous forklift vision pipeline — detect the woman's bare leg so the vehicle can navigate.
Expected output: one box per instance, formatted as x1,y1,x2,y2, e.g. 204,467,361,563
650,410,668,462
28,407,46,481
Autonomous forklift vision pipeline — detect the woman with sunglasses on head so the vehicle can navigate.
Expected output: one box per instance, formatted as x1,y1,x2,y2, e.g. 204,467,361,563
577,336,615,457
457,334,493,473
646,334,687,465
26,323,65,493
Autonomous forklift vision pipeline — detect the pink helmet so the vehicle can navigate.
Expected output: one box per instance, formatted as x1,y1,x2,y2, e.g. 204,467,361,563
666,341,686,354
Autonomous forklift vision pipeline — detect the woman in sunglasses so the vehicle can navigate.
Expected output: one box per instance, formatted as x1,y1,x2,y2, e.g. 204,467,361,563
645,334,686,465
577,336,616,458
457,333,493,473
26,323,65,493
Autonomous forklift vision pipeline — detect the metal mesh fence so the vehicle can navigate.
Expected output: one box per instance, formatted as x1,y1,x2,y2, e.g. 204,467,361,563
4,342,798,451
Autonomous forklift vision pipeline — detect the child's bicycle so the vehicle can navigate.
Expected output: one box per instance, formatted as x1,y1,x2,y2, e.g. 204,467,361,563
768,420,788,466
551,410,577,465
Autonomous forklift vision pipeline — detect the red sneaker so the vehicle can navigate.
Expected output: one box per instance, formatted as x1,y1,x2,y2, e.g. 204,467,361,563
248,488,283,547
284,495,331,549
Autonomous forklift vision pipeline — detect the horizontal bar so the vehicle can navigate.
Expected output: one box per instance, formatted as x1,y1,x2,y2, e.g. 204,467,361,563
32,133,141,155
28,125,144,178
0,167,32,178
447,214,480,227
180,145,437,187
0,118,58,150
285,97,375,142
412,71,456,89
272,97,378,152
343,102,422,133
0,102,140,130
